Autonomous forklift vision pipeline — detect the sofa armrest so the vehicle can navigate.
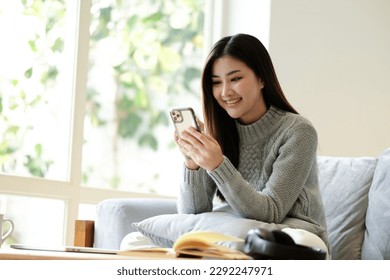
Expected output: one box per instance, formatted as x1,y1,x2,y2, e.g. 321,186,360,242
74,220,94,247
94,198,177,249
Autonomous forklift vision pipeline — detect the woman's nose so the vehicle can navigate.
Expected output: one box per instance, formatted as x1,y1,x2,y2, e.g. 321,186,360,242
221,83,232,97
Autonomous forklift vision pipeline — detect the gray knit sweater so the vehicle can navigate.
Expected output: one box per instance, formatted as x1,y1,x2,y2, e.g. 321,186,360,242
177,106,328,244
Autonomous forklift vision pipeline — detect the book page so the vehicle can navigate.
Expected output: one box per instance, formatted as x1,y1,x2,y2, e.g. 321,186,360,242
173,231,250,260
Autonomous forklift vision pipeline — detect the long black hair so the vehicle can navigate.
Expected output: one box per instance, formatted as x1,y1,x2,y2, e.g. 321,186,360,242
201,34,298,200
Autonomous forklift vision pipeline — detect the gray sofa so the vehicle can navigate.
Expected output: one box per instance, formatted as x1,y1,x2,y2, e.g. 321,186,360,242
93,148,390,260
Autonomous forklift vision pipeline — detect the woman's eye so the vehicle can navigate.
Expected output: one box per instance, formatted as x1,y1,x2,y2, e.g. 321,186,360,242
212,80,221,86
231,77,242,82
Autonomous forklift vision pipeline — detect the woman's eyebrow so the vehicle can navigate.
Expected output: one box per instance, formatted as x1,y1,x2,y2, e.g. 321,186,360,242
212,70,241,78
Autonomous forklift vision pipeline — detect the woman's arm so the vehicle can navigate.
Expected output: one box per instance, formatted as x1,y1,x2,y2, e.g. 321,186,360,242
177,166,217,214
175,125,222,214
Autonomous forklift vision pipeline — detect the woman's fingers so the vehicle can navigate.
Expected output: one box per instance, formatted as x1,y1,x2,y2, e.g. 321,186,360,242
196,119,205,133
177,127,223,171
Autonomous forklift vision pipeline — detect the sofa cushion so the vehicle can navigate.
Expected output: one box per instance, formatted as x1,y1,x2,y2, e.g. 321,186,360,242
132,205,286,249
362,148,390,259
318,156,377,259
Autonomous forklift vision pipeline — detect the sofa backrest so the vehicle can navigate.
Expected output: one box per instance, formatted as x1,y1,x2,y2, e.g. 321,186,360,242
317,155,377,260
361,148,390,259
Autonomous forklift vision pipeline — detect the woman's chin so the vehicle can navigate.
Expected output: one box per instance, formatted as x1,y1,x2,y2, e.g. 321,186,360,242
225,108,241,119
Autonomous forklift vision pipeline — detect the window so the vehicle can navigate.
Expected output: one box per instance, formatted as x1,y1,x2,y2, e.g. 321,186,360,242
83,0,204,195
0,0,74,181
0,0,206,246
0,195,65,246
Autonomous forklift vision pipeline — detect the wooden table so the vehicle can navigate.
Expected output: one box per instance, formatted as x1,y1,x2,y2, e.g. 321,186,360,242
0,248,180,260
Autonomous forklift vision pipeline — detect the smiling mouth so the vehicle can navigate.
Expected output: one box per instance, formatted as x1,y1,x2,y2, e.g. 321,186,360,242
224,98,242,105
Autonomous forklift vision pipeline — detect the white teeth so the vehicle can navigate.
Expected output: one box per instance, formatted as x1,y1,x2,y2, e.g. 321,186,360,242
225,98,241,104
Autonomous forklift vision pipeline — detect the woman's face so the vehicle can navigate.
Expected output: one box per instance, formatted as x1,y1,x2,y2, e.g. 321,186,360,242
211,55,267,124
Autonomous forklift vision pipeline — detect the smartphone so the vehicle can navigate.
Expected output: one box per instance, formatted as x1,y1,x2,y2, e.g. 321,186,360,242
170,107,200,137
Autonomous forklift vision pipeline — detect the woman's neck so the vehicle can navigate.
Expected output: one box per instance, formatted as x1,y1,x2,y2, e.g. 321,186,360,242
236,106,285,145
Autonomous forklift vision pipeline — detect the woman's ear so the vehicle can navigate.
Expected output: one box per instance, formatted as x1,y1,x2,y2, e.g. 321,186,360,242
258,78,265,89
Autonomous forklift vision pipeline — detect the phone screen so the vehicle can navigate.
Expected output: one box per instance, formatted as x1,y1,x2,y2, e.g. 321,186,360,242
170,107,199,136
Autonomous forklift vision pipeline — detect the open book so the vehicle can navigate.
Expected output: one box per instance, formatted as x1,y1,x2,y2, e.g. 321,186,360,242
119,231,251,260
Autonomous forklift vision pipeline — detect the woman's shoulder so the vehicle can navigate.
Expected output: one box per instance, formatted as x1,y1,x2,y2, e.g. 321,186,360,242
273,107,317,139
273,107,315,128
289,112,315,130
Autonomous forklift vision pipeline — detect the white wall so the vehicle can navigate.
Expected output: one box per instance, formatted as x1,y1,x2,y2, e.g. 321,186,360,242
205,0,271,49
268,0,390,156
217,0,390,157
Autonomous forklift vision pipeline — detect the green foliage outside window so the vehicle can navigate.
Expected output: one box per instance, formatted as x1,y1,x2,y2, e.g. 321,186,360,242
0,0,65,176
0,0,205,192
87,0,204,148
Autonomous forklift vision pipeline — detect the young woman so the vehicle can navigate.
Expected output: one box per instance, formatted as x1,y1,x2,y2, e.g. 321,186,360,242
175,33,329,251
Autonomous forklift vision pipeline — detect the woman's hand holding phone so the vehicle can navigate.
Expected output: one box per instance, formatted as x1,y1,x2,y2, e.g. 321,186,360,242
177,127,224,171
174,129,200,170
171,107,223,171
171,107,201,169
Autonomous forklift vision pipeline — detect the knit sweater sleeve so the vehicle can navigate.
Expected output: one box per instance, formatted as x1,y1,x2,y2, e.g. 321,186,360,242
207,120,318,224
177,164,217,214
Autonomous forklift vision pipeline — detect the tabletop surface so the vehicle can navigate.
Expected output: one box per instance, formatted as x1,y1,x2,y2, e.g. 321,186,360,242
0,248,181,260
